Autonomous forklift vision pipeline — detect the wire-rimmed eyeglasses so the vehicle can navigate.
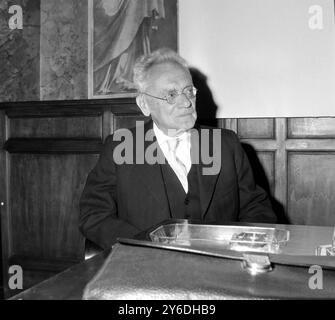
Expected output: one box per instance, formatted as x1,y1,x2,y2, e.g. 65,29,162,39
141,85,197,105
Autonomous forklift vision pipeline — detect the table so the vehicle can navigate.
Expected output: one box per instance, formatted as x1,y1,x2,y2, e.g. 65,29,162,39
10,223,335,300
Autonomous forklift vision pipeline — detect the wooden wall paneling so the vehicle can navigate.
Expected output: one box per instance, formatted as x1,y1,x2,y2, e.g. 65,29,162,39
222,118,238,133
0,98,145,296
233,118,278,196
222,118,286,222
216,118,276,197
113,114,149,132
286,139,335,151
217,118,225,129
4,138,102,154
1,107,222,296
236,118,276,195
273,118,288,217
285,117,335,226
254,151,276,195
102,109,112,142
288,118,335,138
223,117,335,226
237,118,275,139
0,110,10,298
2,98,137,118
221,117,287,222
10,154,99,260
241,118,285,222
5,105,103,119
287,152,335,226
10,116,102,138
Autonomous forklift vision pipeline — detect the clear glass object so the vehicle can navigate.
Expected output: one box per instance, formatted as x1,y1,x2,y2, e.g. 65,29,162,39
149,223,290,254
315,227,335,256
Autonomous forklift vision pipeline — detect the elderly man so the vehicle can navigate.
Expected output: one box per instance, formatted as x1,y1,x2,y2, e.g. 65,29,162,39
79,48,277,249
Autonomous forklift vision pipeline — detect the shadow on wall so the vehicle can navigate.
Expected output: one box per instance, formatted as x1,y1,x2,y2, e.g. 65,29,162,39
242,143,288,224
190,67,218,128
190,67,287,223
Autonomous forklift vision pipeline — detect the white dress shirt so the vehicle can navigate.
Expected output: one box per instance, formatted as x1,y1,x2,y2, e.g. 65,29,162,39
153,123,192,193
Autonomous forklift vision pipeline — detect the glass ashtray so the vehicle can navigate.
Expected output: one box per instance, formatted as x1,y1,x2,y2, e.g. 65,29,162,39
149,223,290,254
315,244,335,256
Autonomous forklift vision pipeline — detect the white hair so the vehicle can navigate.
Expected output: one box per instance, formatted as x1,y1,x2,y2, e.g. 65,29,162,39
133,48,190,92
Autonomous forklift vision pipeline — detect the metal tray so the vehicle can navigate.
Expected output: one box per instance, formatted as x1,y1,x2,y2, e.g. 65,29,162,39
149,223,290,254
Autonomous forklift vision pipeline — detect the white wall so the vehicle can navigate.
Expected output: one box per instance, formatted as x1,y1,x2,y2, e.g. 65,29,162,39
179,0,335,118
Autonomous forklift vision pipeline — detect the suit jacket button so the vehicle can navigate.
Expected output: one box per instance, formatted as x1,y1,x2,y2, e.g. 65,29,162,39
184,198,189,205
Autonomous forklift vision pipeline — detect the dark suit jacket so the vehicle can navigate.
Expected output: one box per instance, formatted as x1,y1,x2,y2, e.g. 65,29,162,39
79,121,276,249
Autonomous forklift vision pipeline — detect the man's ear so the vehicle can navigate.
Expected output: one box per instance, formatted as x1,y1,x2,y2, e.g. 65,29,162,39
136,95,151,117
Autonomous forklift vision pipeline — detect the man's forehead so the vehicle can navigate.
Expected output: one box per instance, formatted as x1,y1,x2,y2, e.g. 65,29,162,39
146,62,192,88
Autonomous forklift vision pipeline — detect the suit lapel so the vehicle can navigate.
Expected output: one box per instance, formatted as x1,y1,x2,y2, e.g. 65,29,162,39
190,125,220,219
132,120,171,218
136,162,170,214
133,121,221,220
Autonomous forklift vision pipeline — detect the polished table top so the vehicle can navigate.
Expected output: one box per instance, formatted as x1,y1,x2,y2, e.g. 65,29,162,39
10,223,335,300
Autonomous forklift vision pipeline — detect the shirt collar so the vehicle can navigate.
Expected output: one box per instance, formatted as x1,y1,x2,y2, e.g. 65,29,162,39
153,123,190,146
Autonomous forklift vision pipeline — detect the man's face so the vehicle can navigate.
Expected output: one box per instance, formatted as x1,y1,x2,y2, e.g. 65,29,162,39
140,62,197,135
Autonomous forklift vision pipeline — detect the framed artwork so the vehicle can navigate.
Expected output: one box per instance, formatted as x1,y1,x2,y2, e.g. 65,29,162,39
88,0,178,98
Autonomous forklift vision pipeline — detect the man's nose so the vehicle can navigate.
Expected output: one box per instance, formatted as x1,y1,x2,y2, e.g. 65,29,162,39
178,93,193,108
